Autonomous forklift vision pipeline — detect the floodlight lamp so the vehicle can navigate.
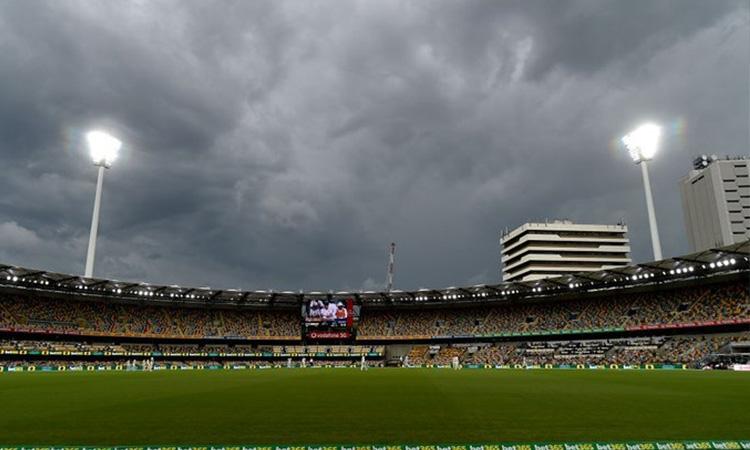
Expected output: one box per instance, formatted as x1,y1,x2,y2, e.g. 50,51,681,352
621,123,661,163
86,130,122,167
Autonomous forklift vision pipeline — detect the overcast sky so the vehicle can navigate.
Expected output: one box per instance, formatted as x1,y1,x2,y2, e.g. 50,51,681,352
0,0,747,292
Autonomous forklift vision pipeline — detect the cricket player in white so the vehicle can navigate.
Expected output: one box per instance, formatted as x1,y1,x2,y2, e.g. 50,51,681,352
360,355,368,371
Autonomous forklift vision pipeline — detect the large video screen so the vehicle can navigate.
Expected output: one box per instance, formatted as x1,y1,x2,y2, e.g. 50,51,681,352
302,297,360,340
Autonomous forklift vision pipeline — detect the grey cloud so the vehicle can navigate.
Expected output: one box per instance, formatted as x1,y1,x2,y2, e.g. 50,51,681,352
0,0,747,292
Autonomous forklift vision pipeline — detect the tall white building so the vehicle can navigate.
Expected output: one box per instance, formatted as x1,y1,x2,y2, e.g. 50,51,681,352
500,220,632,282
680,155,750,252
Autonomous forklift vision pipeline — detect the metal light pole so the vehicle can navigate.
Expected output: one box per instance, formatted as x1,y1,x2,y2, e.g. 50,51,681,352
622,123,663,261
639,160,662,260
84,131,121,278
85,164,106,278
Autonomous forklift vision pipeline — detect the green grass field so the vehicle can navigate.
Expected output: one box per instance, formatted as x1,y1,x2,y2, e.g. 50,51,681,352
1,368,748,445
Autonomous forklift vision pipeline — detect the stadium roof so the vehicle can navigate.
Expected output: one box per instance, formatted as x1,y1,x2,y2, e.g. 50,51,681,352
0,240,747,308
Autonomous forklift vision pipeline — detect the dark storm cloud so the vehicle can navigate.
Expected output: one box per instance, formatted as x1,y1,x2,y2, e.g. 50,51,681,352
0,0,747,291
519,0,738,79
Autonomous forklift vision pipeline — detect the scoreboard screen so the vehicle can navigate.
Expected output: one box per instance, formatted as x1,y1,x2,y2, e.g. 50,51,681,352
302,297,360,340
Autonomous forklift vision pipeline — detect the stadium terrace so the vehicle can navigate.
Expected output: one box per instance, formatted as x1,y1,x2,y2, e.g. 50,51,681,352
0,240,746,352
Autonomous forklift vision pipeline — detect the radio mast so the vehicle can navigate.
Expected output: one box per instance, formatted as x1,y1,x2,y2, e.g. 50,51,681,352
386,242,396,292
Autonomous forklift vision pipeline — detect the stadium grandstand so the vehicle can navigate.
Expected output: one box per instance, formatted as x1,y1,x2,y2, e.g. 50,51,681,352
1,240,748,371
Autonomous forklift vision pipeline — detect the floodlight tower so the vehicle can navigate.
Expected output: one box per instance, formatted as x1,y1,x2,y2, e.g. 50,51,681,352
84,130,122,278
621,123,663,261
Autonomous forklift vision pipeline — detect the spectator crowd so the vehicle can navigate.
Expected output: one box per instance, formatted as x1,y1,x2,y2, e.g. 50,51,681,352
359,282,749,337
0,281,746,344
439,332,750,367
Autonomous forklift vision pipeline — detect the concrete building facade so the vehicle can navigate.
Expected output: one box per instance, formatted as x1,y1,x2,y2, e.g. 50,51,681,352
680,156,750,252
500,220,632,282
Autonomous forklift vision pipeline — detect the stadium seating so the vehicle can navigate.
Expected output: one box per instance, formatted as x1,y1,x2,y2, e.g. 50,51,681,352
0,279,748,369
361,282,749,338
445,332,750,367
2,281,746,340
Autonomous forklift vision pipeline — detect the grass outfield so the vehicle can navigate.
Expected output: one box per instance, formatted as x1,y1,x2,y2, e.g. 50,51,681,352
0,368,748,445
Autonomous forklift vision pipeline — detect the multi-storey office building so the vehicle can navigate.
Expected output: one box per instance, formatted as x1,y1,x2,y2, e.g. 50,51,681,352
500,220,632,282
680,156,750,252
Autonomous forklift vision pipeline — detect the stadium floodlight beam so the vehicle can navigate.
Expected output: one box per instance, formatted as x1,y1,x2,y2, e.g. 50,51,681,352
621,123,663,261
84,130,122,278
